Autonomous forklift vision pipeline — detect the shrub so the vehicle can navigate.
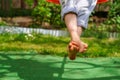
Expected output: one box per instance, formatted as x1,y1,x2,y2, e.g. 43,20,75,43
32,0,65,29
0,21,7,26
103,0,120,33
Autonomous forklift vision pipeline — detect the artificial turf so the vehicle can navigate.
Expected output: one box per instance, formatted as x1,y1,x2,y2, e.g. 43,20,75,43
0,51,120,80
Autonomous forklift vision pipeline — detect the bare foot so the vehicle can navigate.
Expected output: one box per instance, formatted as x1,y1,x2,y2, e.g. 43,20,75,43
79,41,88,53
68,41,88,60
68,41,80,60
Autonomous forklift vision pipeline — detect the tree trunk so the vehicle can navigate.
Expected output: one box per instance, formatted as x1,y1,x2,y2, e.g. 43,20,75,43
21,0,25,9
33,0,38,8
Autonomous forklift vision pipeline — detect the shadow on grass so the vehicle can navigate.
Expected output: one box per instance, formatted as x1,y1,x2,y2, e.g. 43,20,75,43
0,53,67,80
0,52,120,80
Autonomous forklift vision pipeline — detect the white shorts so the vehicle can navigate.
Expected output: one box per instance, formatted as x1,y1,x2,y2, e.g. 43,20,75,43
59,0,97,28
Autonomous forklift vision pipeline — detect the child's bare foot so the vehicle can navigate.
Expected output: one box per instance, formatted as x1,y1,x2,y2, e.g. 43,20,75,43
79,42,88,53
68,41,80,60
68,41,88,60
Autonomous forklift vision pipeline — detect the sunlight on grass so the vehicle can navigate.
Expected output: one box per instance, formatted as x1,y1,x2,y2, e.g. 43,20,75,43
0,33,120,57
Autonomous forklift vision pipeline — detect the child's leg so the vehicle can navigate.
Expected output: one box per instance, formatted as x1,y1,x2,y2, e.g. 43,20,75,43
65,14,87,53
64,13,88,60
64,13,80,45
60,0,97,60
64,13,80,60
77,27,88,53
76,0,97,52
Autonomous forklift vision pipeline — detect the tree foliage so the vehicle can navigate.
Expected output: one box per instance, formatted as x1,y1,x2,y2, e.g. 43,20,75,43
108,0,120,18
105,0,120,32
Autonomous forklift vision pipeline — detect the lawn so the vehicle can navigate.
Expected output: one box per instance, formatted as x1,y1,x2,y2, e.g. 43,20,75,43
0,33,120,57
0,33,120,80
0,51,120,80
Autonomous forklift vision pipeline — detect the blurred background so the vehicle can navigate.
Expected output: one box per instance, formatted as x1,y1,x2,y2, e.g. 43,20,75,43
0,0,120,57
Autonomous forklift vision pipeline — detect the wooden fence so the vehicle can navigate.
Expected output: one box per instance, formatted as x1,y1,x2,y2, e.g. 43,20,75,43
0,0,38,10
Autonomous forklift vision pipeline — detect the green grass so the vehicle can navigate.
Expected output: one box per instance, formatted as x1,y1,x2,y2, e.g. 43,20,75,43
0,52,120,80
0,33,120,57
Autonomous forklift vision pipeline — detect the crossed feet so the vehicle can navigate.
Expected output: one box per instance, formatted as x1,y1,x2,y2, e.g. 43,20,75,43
68,40,88,60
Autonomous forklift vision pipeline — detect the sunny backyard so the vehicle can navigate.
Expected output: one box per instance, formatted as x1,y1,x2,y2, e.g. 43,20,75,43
0,0,120,80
